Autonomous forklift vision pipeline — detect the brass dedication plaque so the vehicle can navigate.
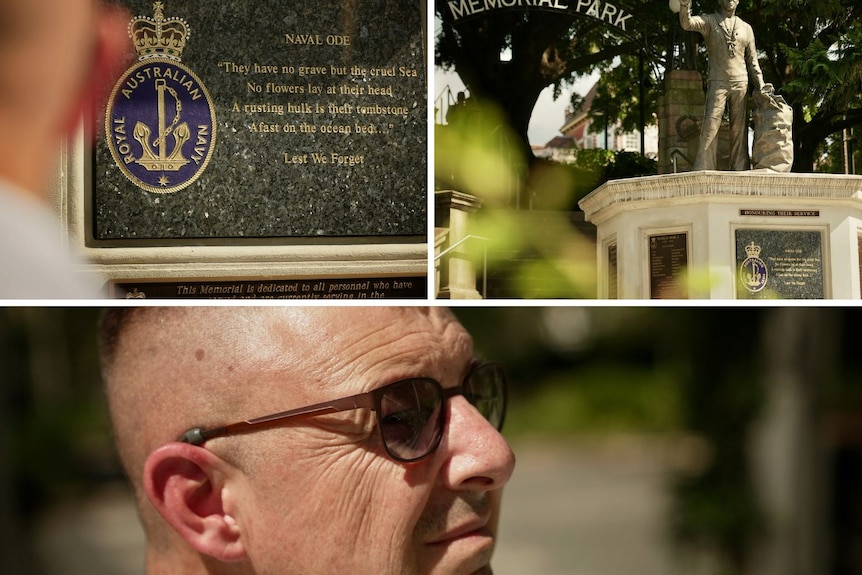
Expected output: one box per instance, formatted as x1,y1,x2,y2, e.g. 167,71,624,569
113,276,427,299
648,232,688,299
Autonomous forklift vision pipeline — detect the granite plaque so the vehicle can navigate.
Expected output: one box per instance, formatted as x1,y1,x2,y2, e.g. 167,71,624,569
649,232,688,299
113,275,427,299
94,0,426,244
735,229,824,299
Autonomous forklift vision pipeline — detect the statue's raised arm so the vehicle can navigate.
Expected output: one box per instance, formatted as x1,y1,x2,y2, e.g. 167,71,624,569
678,0,707,35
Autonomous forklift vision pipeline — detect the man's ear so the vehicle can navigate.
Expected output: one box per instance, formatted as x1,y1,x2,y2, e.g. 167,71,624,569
143,442,248,563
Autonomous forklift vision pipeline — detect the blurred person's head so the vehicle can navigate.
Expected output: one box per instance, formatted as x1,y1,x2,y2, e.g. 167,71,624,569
99,306,515,575
0,0,128,196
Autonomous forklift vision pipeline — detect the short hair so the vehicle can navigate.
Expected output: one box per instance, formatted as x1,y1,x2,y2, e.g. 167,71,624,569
98,308,140,373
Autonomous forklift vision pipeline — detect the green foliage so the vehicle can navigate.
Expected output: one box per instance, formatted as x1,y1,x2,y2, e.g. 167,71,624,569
435,98,527,203
669,308,767,574
0,309,114,517
565,148,658,197
604,150,659,180
754,0,862,170
588,54,661,135
812,131,862,173
504,363,682,437
436,0,671,159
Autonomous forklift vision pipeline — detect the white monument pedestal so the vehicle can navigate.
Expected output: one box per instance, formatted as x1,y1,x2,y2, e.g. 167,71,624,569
578,171,862,299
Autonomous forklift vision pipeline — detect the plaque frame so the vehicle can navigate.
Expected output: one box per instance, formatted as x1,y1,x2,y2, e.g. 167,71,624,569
601,234,618,299
51,1,430,297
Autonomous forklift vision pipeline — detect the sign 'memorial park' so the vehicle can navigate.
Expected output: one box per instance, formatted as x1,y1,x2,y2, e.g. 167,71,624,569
445,0,634,32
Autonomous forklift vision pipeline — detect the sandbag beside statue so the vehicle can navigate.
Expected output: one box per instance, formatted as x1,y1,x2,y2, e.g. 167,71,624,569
752,84,794,171
677,0,793,171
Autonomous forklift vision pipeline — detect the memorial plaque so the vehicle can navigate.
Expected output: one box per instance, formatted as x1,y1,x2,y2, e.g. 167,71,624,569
735,229,824,299
112,275,427,299
648,232,688,299
607,242,618,299
858,235,862,296
94,0,426,244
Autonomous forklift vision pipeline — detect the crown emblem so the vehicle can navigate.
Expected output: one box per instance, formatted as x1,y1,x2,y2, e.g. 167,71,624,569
129,2,190,61
744,241,762,258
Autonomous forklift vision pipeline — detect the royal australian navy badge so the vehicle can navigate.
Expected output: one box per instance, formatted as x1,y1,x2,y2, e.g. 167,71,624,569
105,2,216,193
739,241,768,293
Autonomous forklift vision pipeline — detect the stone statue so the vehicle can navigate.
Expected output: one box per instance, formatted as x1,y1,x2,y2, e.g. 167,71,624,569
752,84,794,171
678,0,765,170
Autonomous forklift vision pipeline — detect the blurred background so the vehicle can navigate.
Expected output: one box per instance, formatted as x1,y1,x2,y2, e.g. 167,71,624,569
1,307,862,575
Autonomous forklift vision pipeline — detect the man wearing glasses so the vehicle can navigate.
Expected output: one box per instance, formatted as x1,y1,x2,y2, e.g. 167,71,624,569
99,306,515,575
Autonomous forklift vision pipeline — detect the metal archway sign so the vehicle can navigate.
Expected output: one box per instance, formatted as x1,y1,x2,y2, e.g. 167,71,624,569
443,0,635,34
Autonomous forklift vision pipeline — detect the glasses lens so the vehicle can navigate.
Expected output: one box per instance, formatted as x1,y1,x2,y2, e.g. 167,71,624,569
463,363,506,431
379,379,443,462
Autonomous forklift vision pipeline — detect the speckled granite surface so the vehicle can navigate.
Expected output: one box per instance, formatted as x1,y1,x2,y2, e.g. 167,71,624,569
94,0,425,242
735,228,824,299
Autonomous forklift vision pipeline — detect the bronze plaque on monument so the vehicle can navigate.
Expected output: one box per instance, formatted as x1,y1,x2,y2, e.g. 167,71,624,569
649,232,688,299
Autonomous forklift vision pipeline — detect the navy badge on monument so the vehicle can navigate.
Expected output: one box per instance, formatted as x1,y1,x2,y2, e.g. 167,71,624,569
106,2,216,193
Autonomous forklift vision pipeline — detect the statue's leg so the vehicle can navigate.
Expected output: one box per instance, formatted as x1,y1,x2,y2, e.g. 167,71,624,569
695,82,727,170
727,81,750,170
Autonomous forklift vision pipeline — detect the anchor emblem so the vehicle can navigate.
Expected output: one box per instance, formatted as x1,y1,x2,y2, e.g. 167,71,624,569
104,2,216,194
133,78,190,172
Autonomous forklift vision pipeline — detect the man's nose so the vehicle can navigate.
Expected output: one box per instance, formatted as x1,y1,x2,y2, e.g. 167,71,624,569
438,395,516,491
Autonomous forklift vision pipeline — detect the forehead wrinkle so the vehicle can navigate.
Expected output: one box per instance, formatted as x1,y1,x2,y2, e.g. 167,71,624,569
321,308,474,394
256,307,472,399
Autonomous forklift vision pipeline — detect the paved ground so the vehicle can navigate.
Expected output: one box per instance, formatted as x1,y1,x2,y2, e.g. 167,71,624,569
493,437,714,575
33,437,716,575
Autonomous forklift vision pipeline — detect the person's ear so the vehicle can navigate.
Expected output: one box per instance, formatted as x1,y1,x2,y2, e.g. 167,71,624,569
143,442,247,562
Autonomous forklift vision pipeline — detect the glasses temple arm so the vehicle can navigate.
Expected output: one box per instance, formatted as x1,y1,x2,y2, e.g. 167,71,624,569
177,394,376,445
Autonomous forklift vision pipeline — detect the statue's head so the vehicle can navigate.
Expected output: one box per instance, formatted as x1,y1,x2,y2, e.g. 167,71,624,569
719,0,738,13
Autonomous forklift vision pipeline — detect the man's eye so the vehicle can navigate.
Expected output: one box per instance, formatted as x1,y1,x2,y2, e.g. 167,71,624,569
381,410,418,439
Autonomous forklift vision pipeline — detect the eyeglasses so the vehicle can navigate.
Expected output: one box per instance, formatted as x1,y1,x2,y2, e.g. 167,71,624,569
177,362,507,463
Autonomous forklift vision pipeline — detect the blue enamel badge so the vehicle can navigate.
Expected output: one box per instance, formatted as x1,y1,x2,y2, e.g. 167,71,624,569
105,2,216,193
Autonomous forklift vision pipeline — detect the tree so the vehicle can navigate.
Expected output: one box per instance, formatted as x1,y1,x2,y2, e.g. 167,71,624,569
438,0,862,175
585,52,662,146
751,0,862,172
436,0,669,163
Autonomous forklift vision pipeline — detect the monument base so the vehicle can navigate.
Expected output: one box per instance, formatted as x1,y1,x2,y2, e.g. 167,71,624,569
579,171,862,299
